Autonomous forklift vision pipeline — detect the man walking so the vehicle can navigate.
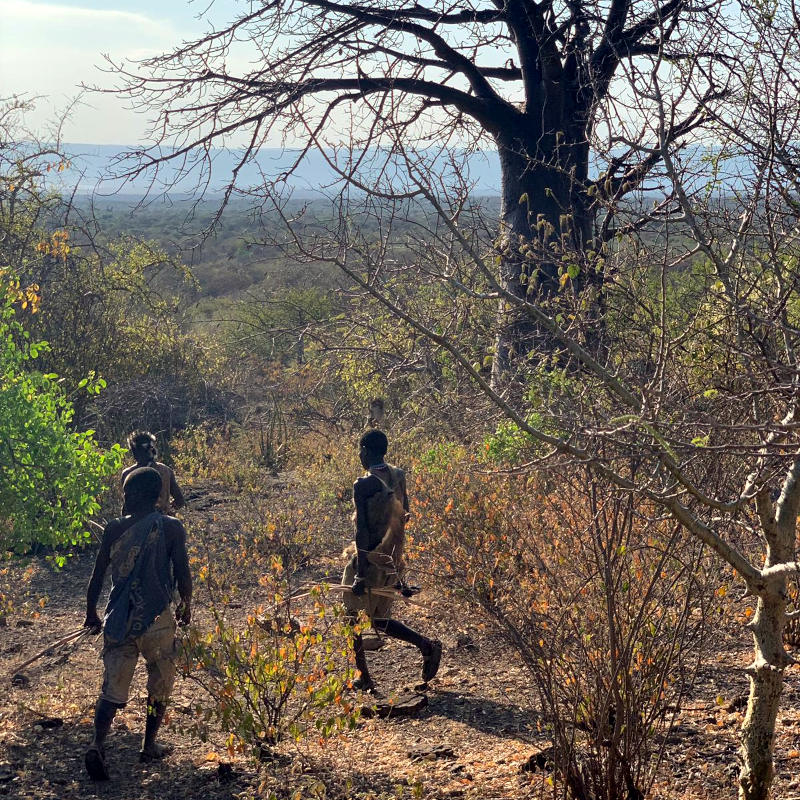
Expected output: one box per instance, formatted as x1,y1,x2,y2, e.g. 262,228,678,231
343,430,441,691
121,431,185,514
83,467,192,780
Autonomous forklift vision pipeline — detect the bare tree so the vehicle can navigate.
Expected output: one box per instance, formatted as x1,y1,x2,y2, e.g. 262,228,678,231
218,5,800,798
106,0,736,384
101,2,800,797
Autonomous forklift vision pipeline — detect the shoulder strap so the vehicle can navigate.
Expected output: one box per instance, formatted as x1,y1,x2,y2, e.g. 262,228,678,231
368,468,395,494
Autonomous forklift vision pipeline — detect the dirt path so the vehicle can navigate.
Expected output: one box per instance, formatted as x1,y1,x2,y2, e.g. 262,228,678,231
4,493,800,799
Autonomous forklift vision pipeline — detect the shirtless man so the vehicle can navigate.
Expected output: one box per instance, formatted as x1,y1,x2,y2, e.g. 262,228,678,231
121,431,184,515
83,467,192,780
343,430,441,691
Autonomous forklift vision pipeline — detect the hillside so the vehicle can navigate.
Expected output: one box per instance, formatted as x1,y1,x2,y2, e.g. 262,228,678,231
52,145,504,199
4,473,800,800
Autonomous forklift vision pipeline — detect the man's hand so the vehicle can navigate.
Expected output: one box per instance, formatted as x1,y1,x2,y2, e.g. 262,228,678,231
351,577,367,597
176,602,191,626
84,611,103,634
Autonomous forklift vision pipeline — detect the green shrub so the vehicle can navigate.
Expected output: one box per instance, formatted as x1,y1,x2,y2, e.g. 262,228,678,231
179,568,358,761
0,273,122,555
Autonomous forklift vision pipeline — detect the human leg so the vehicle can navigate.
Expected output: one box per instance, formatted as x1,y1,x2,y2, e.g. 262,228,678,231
343,558,377,691
372,618,426,648
345,607,375,690
352,631,376,691
84,699,119,780
139,611,177,760
140,698,170,761
373,618,442,682
85,637,138,779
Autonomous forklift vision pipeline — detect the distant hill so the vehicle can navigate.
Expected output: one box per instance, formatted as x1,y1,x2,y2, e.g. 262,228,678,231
49,142,755,200
52,144,503,199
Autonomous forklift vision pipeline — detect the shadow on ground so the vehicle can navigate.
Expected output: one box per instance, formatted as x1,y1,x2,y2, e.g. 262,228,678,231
426,689,538,742
0,718,246,800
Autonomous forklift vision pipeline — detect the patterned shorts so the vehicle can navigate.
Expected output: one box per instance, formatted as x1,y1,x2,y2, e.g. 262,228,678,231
99,609,177,706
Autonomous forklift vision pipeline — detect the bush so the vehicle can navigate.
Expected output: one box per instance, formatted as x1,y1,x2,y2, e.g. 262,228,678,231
417,456,708,800
0,273,122,555
179,565,358,761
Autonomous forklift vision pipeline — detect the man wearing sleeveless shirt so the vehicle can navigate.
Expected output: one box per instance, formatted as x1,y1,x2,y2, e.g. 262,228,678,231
83,467,191,780
343,430,441,691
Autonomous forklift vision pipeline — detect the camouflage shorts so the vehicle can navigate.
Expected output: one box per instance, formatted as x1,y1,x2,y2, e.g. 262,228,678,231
99,609,177,706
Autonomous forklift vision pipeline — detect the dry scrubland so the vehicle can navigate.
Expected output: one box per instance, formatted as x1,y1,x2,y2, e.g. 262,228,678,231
3,430,800,800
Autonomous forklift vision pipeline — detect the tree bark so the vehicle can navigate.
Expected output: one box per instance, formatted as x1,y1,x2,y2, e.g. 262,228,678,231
490,133,594,388
739,478,799,800
740,596,786,800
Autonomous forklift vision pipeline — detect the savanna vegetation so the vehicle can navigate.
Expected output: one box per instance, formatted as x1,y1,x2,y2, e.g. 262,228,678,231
4,1,800,799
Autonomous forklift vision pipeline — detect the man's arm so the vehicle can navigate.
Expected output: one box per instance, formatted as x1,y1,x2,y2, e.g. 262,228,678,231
120,466,133,515
169,521,192,624
85,525,114,630
398,469,410,519
169,468,185,511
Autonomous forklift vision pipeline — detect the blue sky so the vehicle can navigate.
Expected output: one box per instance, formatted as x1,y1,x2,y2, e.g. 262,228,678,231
0,0,240,143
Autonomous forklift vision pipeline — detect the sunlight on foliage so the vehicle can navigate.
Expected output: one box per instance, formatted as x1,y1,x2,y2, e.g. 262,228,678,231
178,569,358,761
0,272,122,554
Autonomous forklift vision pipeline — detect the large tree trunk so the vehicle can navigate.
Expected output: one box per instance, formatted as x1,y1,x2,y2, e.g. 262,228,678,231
490,135,594,388
739,476,800,800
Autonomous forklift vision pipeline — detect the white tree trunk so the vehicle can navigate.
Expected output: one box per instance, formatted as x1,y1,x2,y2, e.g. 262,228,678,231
739,593,787,800
739,477,798,800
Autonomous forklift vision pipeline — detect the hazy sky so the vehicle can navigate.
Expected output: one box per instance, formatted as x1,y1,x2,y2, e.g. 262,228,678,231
0,0,240,144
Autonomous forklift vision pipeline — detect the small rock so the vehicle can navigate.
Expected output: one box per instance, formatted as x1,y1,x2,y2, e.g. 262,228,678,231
10,674,28,688
14,620,33,628
408,744,455,761
35,718,63,730
360,692,428,719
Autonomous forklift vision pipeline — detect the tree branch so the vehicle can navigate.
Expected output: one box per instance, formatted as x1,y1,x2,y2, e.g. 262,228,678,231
300,0,506,103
